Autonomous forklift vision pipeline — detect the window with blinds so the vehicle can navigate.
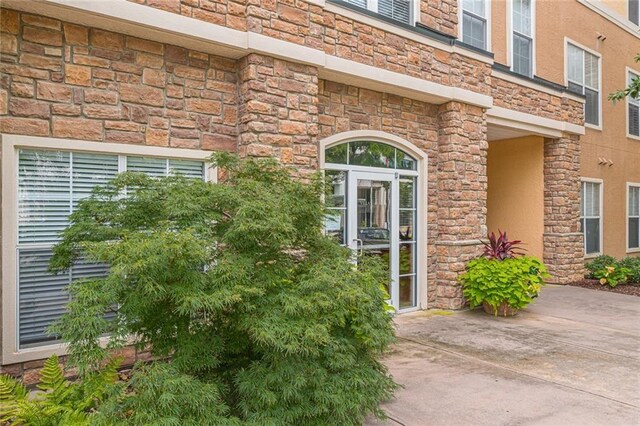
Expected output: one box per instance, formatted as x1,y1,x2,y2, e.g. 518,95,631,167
628,71,640,137
17,149,205,348
580,181,601,256
462,0,487,50
343,0,413,25
629,186,640,250
567,43,600,127
512,0,533,77
630,0,639,26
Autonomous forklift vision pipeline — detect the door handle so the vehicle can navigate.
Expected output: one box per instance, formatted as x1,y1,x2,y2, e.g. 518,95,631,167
353,238,363,257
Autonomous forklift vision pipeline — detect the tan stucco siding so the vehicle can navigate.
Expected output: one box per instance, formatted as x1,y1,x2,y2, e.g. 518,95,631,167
487,136,545,259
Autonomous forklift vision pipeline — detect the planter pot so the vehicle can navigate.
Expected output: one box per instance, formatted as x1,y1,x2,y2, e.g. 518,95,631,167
482,301,518,317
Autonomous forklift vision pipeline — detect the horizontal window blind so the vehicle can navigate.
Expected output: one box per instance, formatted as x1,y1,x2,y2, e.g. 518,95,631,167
630,186,640,250
567,43,600,126
17,148,205,348
378,0,411,25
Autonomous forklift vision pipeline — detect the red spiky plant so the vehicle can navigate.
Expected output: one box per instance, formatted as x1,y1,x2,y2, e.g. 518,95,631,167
482,230,526,260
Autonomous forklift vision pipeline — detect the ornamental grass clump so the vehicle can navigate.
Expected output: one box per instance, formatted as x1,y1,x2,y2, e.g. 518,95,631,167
48,153,397,425
459,231,548,316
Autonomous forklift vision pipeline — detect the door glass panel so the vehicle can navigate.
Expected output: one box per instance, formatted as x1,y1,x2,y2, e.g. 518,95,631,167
324,171,347,244
399,210,414,241
399,179,414,208
399,275,415,309
399,243,415,275
357,179,391,296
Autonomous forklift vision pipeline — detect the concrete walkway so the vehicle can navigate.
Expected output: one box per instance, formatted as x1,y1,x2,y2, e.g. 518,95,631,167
368,285,640,426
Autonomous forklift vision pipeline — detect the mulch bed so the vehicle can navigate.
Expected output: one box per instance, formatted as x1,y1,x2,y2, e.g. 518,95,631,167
567,279,640,297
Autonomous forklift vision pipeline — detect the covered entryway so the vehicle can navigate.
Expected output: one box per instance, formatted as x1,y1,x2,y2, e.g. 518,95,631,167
321,132,427,313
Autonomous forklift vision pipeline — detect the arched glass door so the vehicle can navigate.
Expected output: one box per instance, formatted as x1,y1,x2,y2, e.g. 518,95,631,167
324,141,419,312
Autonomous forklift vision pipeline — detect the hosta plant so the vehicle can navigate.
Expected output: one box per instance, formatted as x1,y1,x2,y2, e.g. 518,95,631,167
0,354,119,426
618,257,640,284
593,265,630,287
585,255,617,279
482,230,526,260
49,154,397,425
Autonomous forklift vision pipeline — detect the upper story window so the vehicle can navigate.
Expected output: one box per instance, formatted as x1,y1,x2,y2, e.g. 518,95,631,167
344,0,413,25
461,0,488,50
630,0,639,25
512,0,534,77
567,42,601,127
628,70,640,138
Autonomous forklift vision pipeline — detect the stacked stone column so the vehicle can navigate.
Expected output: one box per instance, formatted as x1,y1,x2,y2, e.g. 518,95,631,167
434,101,488,309
543,134,584,283
236,53,319,175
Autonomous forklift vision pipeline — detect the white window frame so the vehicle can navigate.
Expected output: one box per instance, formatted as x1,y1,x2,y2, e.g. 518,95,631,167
458,0,492,51
564,38,603,131
580,177,603,258
2,135,215,364
627,182,640,253
626,67,640,141
507,0,536,77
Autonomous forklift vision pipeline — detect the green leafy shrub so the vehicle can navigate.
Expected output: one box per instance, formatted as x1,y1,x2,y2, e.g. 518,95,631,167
0,354,119,425
593,265,631,287
458,256,548,314
585,255,617,278
50,154,397,424
619,257,640,284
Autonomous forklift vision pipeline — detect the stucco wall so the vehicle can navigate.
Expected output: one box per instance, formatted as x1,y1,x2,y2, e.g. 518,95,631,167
487,136,544,259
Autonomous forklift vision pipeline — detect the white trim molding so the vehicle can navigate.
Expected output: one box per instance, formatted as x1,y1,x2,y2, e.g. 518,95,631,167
487,106,585,138
1,135,215,365
319,130,429,311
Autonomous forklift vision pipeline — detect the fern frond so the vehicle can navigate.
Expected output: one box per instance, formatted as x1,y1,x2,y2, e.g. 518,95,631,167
0,374,28,424
38,354,65,393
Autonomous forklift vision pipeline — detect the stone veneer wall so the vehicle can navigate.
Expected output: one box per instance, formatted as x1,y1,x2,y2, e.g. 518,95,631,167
127,0,491,95
0,8,238,151
237,54,319,174
543,134,585,283
435,101,488,309
491,76,584,126
130,0,460,40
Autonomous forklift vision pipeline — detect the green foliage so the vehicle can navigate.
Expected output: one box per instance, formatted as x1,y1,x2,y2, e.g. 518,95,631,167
609,53,640,102
585,255,640,286
593,264,630,288
619,257,640,284
0,354,119,425
585,255,617,278
92,362,237,425
458,256,548,313
50,153,397,424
